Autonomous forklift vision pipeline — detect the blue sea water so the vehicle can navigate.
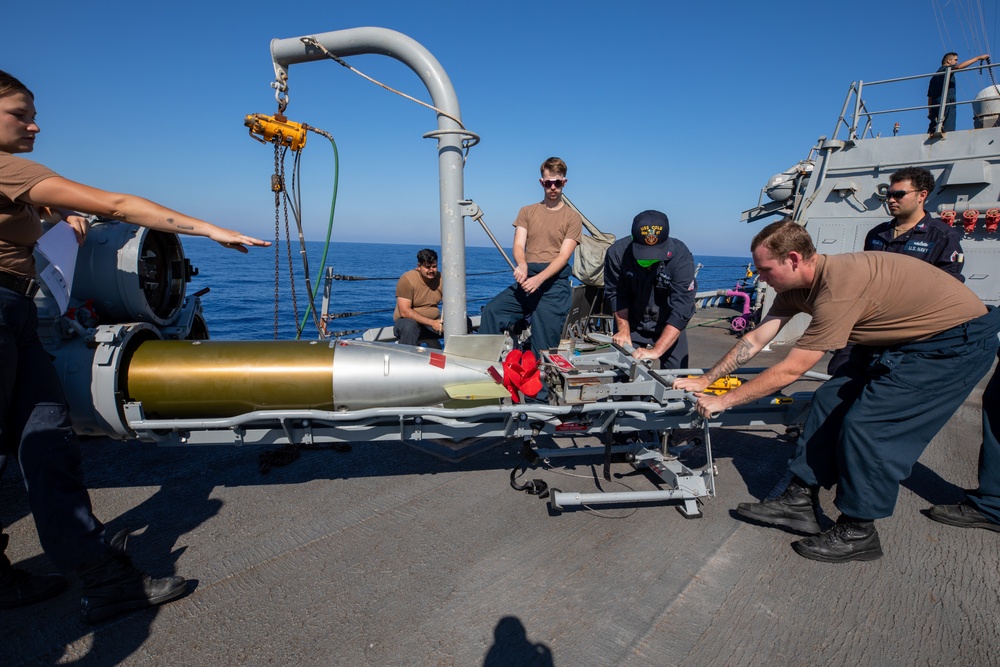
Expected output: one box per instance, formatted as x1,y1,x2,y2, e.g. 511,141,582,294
182,238,752,341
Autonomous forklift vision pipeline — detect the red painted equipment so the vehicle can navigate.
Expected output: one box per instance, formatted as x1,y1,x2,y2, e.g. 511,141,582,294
986,209,1000,234
940,210,957,227
964,210,980,234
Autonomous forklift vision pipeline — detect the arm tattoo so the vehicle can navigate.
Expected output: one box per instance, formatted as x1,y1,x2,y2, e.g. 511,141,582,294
706,338,755,381
165,217,195,231
734,338,755,366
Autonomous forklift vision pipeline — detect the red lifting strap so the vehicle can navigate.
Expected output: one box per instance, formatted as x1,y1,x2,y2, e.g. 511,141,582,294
502,350,543,401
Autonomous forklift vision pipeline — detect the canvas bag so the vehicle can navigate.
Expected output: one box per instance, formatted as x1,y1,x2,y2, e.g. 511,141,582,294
564,196,615,287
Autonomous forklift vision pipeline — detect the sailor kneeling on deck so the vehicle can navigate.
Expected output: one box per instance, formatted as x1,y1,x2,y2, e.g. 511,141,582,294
674,219,1000,563
603,210,697,369
394,248,443,348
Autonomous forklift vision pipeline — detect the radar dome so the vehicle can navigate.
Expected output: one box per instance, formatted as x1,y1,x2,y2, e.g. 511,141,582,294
973,86,1000,128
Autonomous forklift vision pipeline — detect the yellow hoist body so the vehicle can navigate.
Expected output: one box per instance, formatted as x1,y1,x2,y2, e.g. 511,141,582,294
244,113,308,152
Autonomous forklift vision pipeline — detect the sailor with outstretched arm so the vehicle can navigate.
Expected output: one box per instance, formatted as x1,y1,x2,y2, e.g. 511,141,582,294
0,69,270,621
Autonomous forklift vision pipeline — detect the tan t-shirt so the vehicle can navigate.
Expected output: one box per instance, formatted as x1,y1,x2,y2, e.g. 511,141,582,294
0,153,59,276
513,203,582,263
768,252,987,350
393,268,442,320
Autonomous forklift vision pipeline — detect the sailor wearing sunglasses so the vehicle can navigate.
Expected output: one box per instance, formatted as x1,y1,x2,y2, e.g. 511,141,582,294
480,157,582,356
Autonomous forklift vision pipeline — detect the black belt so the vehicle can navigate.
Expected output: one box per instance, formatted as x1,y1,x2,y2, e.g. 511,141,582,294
0,270,40,298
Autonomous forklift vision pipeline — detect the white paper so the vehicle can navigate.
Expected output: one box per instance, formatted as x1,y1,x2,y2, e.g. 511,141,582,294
35,221,80,315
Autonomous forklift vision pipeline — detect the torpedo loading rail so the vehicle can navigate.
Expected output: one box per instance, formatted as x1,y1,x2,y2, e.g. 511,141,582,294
114,336,813,474
122,389,810,448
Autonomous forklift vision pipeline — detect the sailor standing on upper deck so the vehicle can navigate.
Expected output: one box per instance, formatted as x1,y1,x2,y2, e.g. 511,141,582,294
928,51,990,135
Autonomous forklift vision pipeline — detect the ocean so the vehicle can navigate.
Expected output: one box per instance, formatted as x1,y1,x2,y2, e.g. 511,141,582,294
181,238,752,341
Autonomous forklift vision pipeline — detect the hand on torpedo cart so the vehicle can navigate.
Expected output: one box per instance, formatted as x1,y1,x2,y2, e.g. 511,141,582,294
672,374,726,418
671,315,819,420
611,326,632,350
632,345,664,362
631,323,683,362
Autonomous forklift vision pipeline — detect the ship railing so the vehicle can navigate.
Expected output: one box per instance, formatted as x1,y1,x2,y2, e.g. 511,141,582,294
831,62,1000,142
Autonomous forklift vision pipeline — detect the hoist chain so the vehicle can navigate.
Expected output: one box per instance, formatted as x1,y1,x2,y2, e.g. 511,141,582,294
272,143,281,339
270,140,301,339
987,57,999,96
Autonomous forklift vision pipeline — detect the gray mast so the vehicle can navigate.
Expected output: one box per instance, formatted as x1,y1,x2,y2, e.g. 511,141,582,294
269,27,470,341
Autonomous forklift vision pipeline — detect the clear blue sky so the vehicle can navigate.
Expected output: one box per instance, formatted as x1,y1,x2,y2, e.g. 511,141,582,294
6,0,998,256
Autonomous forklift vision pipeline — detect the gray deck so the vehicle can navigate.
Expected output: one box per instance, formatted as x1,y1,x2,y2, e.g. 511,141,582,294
2,312,997,666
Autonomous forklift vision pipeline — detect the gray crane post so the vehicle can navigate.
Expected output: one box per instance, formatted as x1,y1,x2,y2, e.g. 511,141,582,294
269,27,469,341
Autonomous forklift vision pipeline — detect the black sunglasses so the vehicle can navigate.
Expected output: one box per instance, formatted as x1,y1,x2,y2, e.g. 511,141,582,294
886,189,917,200
542,179,566,189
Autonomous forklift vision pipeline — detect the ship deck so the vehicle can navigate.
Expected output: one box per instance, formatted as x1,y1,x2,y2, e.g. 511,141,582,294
2,308,997,666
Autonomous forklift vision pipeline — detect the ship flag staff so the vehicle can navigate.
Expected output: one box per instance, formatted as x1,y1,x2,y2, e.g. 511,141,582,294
674,220,1000,563
0,69,269,621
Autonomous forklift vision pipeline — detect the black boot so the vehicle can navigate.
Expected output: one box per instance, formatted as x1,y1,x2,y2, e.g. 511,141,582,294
736,476,821,534
78,529,187,624
927,503,1000,532
0,534,67,609
791,515,883,563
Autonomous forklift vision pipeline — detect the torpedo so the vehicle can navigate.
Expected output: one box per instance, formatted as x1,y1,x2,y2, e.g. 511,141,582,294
124,336,509,418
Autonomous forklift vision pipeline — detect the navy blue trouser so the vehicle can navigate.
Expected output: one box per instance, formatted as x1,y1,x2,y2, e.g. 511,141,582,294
0,287,107,572
479,263,571,355
393,318,442,348
789,306,1000,520
967,351,1000,523
928,93,957,133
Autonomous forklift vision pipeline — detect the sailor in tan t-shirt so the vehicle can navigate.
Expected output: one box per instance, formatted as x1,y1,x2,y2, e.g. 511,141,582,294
674,220,1000,563
393,248,443,347
0,69,270,621
479,156,582,355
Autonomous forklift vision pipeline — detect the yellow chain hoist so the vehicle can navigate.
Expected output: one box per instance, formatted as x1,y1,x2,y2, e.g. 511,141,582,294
244,112,308,152
689,375,743,395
